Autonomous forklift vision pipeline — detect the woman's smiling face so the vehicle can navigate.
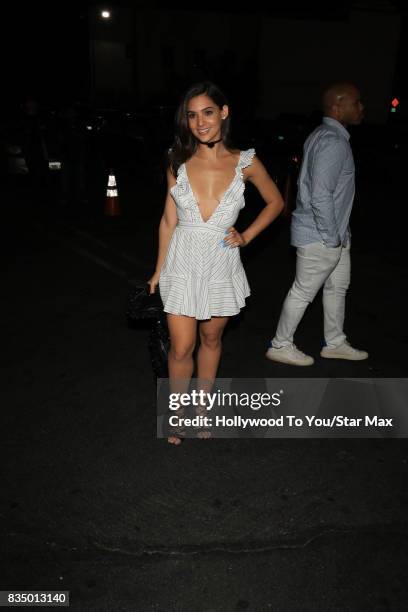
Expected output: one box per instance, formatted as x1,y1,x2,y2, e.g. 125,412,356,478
187,94,228,143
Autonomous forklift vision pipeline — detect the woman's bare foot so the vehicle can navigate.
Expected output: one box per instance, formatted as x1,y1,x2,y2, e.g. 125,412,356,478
167,436,183,445
195,401,212,439
196,431,212,439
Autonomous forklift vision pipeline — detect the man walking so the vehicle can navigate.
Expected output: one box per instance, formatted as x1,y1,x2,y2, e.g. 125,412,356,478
266,82,368,366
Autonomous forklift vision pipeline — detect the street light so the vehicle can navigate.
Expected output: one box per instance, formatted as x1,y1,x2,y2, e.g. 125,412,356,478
101,10,111,19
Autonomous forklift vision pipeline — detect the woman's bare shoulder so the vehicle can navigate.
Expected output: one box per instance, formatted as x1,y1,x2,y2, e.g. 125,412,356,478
166,165,177,186
222,148,241,165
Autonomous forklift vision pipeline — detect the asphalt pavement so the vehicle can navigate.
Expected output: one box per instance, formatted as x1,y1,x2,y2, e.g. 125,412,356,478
2,161,408,611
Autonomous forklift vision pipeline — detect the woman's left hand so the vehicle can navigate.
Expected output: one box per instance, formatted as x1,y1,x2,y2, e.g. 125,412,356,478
223,226,247,248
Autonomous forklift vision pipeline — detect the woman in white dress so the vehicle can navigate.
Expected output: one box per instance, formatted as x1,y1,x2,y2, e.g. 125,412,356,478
148,82,284,444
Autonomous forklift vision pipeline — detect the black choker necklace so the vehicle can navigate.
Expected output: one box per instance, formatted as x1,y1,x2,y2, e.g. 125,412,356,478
198,137,223,148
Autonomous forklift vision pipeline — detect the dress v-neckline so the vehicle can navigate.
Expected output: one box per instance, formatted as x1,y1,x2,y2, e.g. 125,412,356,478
184,151,242,224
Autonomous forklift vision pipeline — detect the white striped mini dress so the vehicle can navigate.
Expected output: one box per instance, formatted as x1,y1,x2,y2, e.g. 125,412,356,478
159,148,255,320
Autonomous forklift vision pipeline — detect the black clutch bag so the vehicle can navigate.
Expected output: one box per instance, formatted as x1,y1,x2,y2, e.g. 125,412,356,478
126,283,170,378
126,283,164,320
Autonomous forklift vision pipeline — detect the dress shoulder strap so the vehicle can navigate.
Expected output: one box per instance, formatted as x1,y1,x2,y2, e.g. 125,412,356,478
239,148,256,169
175,162,188,184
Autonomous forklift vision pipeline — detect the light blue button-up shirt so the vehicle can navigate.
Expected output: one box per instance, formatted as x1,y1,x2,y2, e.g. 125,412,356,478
291,117,355,248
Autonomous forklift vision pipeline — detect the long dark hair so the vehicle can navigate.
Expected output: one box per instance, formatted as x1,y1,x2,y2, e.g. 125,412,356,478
168,81,232,176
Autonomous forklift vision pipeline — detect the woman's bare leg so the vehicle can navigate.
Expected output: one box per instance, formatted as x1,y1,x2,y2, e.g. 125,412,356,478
166,314,197,444
197,316,229,382
196,316,229,438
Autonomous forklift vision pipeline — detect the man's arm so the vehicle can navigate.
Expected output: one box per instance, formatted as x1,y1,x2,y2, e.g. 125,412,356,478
310,134,347,247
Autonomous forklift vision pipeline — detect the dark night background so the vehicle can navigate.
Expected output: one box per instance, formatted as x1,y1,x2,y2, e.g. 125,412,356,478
3,2,407,116
2,3,408,611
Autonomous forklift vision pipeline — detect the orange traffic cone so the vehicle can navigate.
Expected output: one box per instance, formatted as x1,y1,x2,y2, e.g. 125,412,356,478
104,170,121,216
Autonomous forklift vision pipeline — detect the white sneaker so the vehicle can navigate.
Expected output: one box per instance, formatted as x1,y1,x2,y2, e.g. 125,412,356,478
266,343,314,366
320,341,368,361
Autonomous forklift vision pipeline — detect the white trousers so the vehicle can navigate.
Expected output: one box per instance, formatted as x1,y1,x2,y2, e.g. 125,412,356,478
272,242,351,349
